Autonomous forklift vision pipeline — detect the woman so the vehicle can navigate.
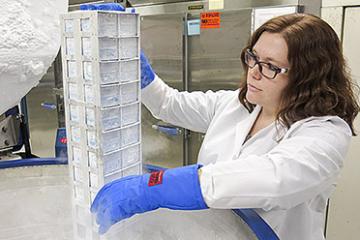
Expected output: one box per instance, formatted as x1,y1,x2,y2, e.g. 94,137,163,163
91,13,359,239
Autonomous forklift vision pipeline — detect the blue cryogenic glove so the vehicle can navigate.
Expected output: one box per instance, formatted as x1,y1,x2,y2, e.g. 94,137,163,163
91,164,208,234
80,3,125,11
140,51,156,89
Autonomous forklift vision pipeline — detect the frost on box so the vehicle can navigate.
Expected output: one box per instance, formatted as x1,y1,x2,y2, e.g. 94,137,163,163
60,10,141,240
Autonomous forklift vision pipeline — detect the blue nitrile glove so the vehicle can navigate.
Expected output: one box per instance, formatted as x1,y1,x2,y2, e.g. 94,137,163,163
91,164,208,234
140,50,156,89
80,3,125,11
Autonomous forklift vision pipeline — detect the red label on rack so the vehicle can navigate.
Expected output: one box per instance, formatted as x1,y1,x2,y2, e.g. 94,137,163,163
200,12,220,29
148,170,164,187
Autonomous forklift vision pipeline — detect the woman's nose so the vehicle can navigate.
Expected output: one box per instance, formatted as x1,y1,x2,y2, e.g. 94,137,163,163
249,64,262,80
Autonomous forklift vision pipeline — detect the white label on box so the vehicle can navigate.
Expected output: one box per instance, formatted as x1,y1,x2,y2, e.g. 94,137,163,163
69,105,80,122
67,61,77,78
83,62,92,81
66,38,75,57
64,19,74,32
84,85,95,104
72,147,82,164
71,126,81,143
87,130,97,148
89,172,99,188
68,83,78,101
81,38,91,58
81,18,91,32
88,151,98,168
85,107,95,127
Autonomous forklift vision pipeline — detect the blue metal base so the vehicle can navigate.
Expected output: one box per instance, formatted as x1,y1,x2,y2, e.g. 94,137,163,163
0,158,67,169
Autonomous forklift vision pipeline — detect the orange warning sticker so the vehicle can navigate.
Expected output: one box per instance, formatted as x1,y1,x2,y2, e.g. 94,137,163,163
200,12,220,29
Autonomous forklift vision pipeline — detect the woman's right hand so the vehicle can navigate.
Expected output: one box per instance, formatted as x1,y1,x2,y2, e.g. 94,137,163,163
140,51,155,89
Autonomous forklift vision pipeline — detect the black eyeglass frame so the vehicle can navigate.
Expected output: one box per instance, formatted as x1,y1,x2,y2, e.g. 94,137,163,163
244,49,289,79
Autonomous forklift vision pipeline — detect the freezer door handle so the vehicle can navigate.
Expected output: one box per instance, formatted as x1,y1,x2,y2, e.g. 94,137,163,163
152,124,181,136
41,102,57,110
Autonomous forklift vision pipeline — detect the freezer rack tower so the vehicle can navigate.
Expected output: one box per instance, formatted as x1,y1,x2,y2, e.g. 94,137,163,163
60,10,141,240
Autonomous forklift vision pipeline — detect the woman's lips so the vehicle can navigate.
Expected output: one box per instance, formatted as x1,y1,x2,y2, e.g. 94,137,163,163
247,83,262,92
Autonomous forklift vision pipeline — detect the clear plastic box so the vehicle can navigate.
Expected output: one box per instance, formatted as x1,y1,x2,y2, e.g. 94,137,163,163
120,59,139,82
88,151,98,169
119,14,138,37
100,84,120,107
85,103,139,131
87,125,140,153
73,166,85,182
100,106,121,130
83,61,92,81
99,38,118,60
81,18,91,32
64,19,74,33
86,106,120,130
122,144,141,168
74,184,85,202
99,61,119,84
121,123,140,147
101,129,121,153
98,13,118,37
121,103,140,126
82,38,92,58
66,38,76,57
84,85,95,104
85,107,96,127
67,61,77,78
119,37,138,59
87,128,123,153
69,104,81,123
120,81,139,104
86,130,97,149
103,150,122,175
73,147,82,164
89,172,100,188
68,83,79,101
71,126,81,143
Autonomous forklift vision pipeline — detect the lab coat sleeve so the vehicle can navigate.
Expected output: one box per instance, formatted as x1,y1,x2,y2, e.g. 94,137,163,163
199,117,352,210
141,75,233,133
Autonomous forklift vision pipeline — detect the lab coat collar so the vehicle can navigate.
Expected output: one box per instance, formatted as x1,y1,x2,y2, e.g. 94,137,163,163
233,105,262,158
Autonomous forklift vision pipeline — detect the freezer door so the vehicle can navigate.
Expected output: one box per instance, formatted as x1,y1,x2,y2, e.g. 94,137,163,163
141,14,185,168
326,6,360,240
187,9,252,164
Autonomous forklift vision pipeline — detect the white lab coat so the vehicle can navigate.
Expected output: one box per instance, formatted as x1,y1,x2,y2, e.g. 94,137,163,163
142,76,352,240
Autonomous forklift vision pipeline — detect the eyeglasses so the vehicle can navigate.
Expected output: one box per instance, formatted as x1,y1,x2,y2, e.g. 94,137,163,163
244,49,289,79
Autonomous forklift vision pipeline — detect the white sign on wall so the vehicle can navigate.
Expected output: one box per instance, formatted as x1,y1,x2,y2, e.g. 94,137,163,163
251,6,298,33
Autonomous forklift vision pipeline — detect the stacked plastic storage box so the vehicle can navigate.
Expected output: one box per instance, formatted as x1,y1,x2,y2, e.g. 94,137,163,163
60,10,141,240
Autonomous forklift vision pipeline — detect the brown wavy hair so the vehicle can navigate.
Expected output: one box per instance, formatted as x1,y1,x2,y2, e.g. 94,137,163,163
238,13,359,135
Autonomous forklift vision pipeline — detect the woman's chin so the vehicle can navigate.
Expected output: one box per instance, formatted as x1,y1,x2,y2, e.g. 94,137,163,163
245,94,257,105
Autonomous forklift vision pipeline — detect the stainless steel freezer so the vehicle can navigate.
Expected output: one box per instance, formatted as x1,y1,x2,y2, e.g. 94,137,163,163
136,0,320,168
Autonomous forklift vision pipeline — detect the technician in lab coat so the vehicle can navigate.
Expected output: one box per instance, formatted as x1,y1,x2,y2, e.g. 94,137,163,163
91,13,360,239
